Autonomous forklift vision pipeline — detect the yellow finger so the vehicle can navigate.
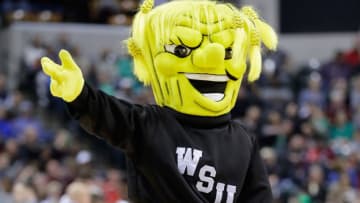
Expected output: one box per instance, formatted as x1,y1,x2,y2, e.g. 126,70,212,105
41,57,63,82
59,49,79,71
50,79,62,98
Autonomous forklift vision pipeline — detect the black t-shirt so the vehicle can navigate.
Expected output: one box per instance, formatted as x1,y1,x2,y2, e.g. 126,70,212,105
68,83,272,203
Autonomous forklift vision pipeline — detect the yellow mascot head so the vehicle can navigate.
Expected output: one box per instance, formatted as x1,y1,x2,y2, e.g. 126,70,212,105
127,0,277,116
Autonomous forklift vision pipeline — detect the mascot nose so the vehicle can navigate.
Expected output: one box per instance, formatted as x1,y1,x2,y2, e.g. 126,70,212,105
193,43,225,69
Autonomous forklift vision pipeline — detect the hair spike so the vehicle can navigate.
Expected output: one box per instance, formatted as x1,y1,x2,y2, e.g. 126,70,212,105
250,29,260,46
247,28,261,82
140,0,154,14
241,6,277,50
241,6,258,21
255,20,278,50
232,14,244,29
231,28,247,77
127,38,142,57
248,46,262,82
126,38,150,84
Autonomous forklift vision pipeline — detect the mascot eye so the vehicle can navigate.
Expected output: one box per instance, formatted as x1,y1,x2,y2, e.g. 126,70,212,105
225,47,233,60
165,44,192,58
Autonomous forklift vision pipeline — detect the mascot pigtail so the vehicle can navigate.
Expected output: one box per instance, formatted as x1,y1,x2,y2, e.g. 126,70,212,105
241,6,277,50
241,6,278,82
230,13,247,79
248,29,262,82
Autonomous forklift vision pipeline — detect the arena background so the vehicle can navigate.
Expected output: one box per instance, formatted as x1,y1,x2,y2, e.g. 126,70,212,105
0,0,359,203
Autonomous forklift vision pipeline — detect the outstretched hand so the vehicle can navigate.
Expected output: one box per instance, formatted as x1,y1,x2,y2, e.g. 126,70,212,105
41,49,84,102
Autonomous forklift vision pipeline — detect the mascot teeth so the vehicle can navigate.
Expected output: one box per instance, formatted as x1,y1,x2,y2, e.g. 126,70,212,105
185,73,228,101
185,73,229,82
202,93,225,102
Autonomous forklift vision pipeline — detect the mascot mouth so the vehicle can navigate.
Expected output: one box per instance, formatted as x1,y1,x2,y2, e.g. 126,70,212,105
185,73,229,102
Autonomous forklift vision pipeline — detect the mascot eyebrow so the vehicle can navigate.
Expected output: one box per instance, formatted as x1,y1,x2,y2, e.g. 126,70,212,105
170,27,203,48
127,0,277,105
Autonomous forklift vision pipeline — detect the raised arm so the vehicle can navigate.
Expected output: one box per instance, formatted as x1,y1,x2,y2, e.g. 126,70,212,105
41,50,147,155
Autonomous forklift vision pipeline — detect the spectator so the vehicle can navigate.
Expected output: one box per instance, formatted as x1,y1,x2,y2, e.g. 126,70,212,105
298,72,325,109
279,135,307,187
343,35,360,70
305,164,327,203
329,110,354,140
40,181,63,203
60,181,91,203
0,176,13,203
12,182,38,203
326,172,360,203
326,78,349,122
320,51,351,91
54,33,75,53
309,105,329,138
23,35,46,70
0,106,13,140
103,169,122,203
241,105,262,137
350,75,360,112
18,126,42,162
0,73,9,103
261,110,283,146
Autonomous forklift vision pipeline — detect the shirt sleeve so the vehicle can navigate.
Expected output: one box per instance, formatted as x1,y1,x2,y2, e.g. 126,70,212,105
238,135,273,203
66,82,149,156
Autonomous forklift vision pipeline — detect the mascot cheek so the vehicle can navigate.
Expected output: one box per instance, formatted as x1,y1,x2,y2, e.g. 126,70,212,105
154,53,182,77
225,60,246,80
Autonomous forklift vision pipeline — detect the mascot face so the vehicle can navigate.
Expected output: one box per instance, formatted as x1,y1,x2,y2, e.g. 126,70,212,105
129,0,277,116
152,6,244,116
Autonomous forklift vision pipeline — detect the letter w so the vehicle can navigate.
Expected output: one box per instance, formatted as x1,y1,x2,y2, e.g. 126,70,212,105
176,147,203,176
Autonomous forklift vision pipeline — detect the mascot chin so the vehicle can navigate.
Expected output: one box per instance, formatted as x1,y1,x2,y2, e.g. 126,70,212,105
41,0,277,202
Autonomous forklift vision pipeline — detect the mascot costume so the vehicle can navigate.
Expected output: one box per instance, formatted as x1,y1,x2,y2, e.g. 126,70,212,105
41,0,277,202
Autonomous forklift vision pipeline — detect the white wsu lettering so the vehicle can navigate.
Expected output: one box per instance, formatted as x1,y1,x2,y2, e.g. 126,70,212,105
176,147,237,203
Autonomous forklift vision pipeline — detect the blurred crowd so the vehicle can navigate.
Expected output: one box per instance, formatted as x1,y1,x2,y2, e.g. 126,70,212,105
0,32,360,203
232,36,360,203
0,34,153,203
0,0,140,26
0,0,244,27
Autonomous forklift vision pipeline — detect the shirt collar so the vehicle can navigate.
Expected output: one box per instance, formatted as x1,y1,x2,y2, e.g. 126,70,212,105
164,107,231,129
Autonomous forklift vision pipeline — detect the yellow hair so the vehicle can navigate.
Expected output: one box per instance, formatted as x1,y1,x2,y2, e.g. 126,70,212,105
128,0,278,102
126,38,150,84
241,6,278,81
242,6,278,50
140,0,154,13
